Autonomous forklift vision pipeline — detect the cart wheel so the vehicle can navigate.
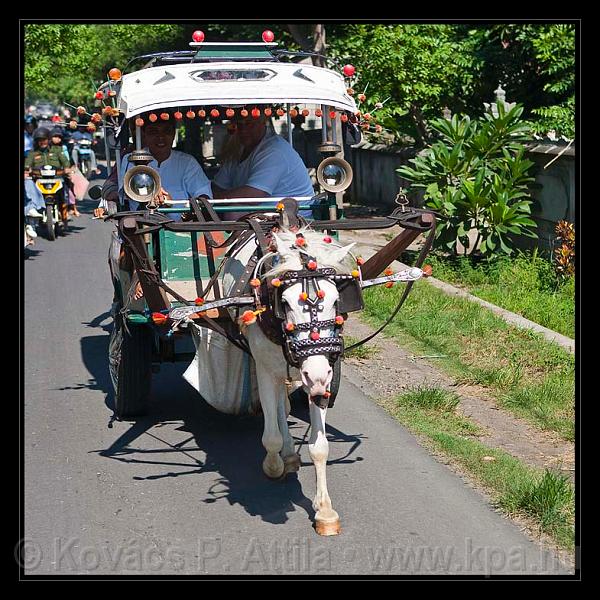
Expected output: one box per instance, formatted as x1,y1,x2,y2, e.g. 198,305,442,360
45,205,56,241
109,310,154,419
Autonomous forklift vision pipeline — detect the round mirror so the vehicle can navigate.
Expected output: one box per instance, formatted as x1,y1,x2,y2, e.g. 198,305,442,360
130,172,156,197
123,165,161,203
316,157,354,193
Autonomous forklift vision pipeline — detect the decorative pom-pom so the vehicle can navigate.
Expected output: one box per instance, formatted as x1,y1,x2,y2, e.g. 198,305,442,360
95,91,104,100
357,257,365,266
276,108,285,116
307,259,318,271
384,267,393,276
197,109,206,118
317,290,326,299
323,236,332,244
250,278,261,288
148,113,158,122
194,297,205,305
186,110,196,119
423,264,433,277
160,112,170,121
271,278,282,288
240,109,248,117
310,331,321,341
315,108,323,117
151,312,168,325
210,109,220,118
351,270,360,278
295,237,306,247
276,202,284,211
299,292,308,301
264,107,272,117
225,108,235,118
240,310,257,325
335,315,345,326
251,107,261,118
174,111,183,120
285,322,295,332
385,282,394,289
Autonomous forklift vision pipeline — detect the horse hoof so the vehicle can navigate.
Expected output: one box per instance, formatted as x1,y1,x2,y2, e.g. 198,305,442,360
263,455,284,479
283,454,301,474
315,517,341,536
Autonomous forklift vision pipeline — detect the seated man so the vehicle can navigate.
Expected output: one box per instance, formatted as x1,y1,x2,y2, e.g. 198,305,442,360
94,116,212,219
71,127,101,175
212,111,315,219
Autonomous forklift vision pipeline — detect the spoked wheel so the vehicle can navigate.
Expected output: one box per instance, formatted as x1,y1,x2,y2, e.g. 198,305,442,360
45,205,56,241
109,308,154,419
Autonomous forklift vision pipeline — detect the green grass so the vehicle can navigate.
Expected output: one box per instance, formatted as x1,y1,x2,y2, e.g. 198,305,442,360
361,279,575,441
343,334,380,360
389,386,575,550
419,252,575,339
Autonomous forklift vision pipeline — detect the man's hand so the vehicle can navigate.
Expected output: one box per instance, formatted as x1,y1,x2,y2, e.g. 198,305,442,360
93,207,106,218
154,187,173,206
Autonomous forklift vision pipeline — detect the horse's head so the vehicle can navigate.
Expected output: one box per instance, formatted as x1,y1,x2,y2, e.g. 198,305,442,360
267,229,358,404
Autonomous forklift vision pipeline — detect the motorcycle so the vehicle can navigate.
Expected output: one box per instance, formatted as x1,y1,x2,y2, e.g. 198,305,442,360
31,165,69,240
74,138,94,179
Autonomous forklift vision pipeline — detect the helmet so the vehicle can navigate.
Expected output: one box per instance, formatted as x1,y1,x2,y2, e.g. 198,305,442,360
50,126,64,138
32,127,50,140
24,114,37,127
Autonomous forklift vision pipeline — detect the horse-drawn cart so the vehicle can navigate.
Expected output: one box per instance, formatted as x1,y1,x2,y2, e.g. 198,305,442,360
95,31,436,535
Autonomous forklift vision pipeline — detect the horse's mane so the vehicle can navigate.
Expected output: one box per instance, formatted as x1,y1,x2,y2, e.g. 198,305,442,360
263,227,356,279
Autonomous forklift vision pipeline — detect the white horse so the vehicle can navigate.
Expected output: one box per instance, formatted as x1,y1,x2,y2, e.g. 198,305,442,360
184,225,357,536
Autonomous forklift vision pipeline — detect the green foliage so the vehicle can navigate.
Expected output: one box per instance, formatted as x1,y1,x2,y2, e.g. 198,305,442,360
24,24,183,105
397,102,538,256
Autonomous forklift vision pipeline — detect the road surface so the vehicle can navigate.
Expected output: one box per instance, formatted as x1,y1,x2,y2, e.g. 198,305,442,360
22,180,571,575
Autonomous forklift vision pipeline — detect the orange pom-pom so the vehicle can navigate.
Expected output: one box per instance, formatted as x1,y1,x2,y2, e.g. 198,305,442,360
240,109,248,118
307,260,318,271
240,310,257,325
186,110,196,119
135,117,144,127
357,257,365,266
315,108,323,117
174,111,183,120
264,107,272,117
76,106,86,115
422,264,433,277
276,202,284,211
363,113,372,121
323,391,331,399
197,109,206,118
271,278,282,288
299,292,308,301
250,278,261,288
335,315,345,326
317,290,326,299
69,120,77,130
226,108,235,118
351,270,360,278
384,267,393,276
148,113,158,122
358,94,366,102
210,109,220,118
151,312,168,325
251,107,261,118
285,322,295,332
295,237,306,247
385,282,394,289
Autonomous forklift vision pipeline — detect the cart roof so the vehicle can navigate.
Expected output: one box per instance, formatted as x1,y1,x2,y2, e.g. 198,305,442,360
117,60,357,118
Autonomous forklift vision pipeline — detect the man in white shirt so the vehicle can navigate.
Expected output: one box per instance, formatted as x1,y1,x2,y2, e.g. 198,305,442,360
95,118,212,218
212,112,314,218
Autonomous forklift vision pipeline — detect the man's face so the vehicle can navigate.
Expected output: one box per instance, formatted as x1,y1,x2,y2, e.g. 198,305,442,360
25,123,35,134
142,122,176,157
37,137,49,149
232,116,266,149
51,135,62,146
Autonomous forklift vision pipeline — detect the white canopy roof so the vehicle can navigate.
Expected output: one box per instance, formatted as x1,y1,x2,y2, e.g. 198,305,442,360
116,61,358,118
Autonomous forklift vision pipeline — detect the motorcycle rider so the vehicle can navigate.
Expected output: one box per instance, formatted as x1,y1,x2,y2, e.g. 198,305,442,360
50,126,80,217
24,127,72,222
71,126,101,176
24,115,37,156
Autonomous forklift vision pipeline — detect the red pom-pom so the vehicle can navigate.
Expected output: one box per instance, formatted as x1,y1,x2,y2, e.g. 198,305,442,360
384,267,393,276
240,108,248,118
225,108,235,118
285,322,295,332
299,292,308,301
264,107,272,117
358,94,367,102
192,30,205,43
148,113,158,122
251,107,261,119
262,30,275,43
210,109,220,118
295,237,306,247
335,315,345,326
343,64,356,77
160,112,170,121
385,282,394,288
307,260,318,271
310,331,320,341
423,265,433,277
241,310,257,325
323,236,332,244
186,110,196,119
315,108,323,117
194,297,205,306
197,109,206,118
174,111,183,120
95,91,104,100
151,312,168,325
329,111,337,119
357,257,365,266
317,290,326,299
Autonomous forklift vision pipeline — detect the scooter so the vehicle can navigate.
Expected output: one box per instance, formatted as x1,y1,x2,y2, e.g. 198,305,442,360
31,165,69,241
74,138,94,179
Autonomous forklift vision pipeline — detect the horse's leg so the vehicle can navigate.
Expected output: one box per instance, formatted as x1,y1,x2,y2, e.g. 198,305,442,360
277,390,301,475
254,369,285,479
308,401,340,536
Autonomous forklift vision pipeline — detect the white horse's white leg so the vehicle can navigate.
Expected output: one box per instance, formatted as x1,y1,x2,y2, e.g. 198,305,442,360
277,390,301,474
308,401,340,536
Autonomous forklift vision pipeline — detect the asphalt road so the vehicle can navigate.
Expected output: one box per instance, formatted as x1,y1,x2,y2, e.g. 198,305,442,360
23,179,571,576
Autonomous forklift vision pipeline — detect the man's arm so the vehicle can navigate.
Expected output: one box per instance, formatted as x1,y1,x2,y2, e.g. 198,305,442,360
211,181,268,199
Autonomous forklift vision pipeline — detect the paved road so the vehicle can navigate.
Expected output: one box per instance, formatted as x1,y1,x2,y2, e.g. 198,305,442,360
23,182,571,576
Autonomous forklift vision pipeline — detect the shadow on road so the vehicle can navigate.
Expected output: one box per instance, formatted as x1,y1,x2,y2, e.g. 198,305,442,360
90,355,365,528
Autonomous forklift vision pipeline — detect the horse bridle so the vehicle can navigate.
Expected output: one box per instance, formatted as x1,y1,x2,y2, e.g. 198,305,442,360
272,266,359,369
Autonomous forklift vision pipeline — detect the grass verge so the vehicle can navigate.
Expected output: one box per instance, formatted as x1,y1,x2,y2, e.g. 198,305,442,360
418,252,575,339
362,279,575,441
343,334,380,360
388,386,574,551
